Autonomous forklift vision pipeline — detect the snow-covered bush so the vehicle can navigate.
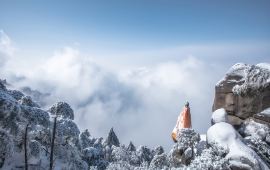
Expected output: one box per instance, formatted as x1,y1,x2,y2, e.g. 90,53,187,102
55,118,80,144
129,150,141,166
104,128,120,147
107,160,136,170
153,145,164,156
111,145,129,162
137,145,153,165
20,106,50,127
82,147,107,169
0,97,21,135
0,79,7,91
80,129,95,150
149,153,168,169
189,143,229,169
8,90,24,100
127,141,136,152
54,141,88,169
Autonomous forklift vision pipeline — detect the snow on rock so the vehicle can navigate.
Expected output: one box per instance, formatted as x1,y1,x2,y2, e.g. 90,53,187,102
149,153,168,169
244,136,270,168
195,140,207,156
254,107,270,123
266,134,270,145
49,101,75,120
257,63,270,71
259,107,270,116
213,63,270,120
237,118,270,167
188,143,229,170
207,122,237,150
168,128,200,167
207,121,268,170
228,63,270,96
239,118,269,140
211,108,228,124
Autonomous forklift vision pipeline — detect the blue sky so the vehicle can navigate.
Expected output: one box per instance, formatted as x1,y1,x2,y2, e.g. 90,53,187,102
1,0,270,62
0,0,270,149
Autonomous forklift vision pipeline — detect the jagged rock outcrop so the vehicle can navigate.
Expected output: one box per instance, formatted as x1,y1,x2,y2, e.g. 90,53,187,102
212,63,270,169
168,128,200,167
213,63,270,124
208,109,268,170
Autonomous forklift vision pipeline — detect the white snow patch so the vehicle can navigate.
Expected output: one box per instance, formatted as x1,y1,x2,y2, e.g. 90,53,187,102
207,122,269,170
257,63,270,71
211,108,228,124
200,134,206,141
260,107,270,116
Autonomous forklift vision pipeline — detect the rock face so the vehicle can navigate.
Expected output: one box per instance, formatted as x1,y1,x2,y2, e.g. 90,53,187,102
213,63,270,123
207,111,268,170
168,128,200,167
212,63,270,169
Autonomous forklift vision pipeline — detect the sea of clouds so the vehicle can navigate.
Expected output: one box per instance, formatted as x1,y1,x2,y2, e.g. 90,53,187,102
0,30,235,150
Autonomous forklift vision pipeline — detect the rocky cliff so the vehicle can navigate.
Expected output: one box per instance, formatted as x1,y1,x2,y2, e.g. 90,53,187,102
211,63,270,169
213,63,270,125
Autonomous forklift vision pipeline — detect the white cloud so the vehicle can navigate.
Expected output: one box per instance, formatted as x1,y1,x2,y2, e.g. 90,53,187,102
4,46,220,150
0,30,16,66
0,31,229,150
0,30,15,56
